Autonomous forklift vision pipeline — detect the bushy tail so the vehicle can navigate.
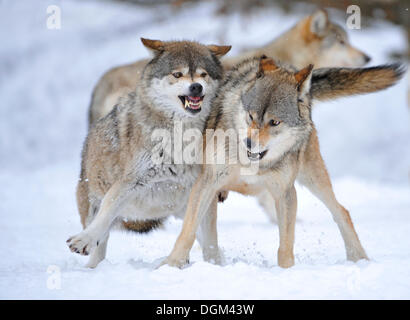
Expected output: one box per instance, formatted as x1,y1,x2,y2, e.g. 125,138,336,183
122,218,165,233
310,64,405,101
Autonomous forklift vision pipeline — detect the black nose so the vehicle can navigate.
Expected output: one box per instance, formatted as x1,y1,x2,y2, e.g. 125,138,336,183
244,138,253,149
189,83,203,96
364,55,371,63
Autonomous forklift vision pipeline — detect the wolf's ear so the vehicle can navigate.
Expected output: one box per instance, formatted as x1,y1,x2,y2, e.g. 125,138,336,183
257,56,278,77
310,9,328,37
207,45,232,57
141,38,165,53
294,64,314,96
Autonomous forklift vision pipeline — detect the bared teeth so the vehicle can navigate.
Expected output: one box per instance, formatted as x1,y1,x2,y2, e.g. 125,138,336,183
188,96,200,102
184,97,202,109
247,149,267,160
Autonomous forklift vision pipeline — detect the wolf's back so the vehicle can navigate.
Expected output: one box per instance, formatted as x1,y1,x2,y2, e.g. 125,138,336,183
311,64,405,101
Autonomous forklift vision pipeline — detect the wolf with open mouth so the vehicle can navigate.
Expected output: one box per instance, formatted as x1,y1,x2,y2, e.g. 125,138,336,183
163,56,404,269
67,38,231,268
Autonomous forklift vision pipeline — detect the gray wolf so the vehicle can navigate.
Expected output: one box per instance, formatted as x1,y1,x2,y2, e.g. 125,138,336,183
67,38,231,268
163,57,404,268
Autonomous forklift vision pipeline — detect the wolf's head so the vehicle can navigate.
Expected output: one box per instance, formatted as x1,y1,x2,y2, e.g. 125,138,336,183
296,9,370,68
237,56,404,163
239,57,313,163
140,38,231,118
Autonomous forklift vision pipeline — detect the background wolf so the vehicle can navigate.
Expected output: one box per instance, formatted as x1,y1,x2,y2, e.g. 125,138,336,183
67,39,231,268
163,57,404,268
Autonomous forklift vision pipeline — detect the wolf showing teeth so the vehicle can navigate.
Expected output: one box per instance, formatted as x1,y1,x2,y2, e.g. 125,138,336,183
68,39,231,268
163,57,404,269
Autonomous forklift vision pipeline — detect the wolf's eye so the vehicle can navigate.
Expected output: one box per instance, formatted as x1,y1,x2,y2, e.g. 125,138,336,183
200,72,207,78
248,113,253,121
172,72,183,78
339,40,345,45
269,119,280,127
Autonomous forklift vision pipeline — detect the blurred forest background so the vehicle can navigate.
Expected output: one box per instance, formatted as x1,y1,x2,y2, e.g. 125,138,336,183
117,0,409,59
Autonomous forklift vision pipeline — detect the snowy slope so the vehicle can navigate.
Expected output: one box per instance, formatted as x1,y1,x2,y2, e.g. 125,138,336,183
0,0,409,299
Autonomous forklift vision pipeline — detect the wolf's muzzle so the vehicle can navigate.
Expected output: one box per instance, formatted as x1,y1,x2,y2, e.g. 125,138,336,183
189,83,203,96
244,138,268,161
178,95,204,114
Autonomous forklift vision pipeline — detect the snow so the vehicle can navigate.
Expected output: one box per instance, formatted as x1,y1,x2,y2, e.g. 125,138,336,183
0,0,409,299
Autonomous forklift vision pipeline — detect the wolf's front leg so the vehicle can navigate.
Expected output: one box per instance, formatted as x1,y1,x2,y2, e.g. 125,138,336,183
85,234,109,268
163,169,222,268
272,186,297,268
67,181,133,256
196,196,222,265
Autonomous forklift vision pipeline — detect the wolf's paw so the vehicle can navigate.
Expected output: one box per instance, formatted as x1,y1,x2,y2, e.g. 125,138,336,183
204,254,223,266
347,248,369,262
66,232,99,256
158,256,189,269
278,249,295,268
203,247,223,265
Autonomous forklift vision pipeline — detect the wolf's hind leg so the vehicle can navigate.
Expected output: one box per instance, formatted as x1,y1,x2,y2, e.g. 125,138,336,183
298,129,368,262
196,196,221,265
85,234,109,268
256,190,278,223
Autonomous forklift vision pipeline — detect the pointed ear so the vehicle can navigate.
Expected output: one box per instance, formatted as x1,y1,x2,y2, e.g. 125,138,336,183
310,9,328,36
207,44,232,57
257,56,278,77
141,38,165,53
294,64,314,95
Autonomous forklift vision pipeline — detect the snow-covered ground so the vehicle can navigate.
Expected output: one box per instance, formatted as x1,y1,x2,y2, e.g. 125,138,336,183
0,0,409,299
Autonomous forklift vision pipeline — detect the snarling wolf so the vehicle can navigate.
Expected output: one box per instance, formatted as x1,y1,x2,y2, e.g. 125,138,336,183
67,39,231,268
163,57,404,268
88,9,369,127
